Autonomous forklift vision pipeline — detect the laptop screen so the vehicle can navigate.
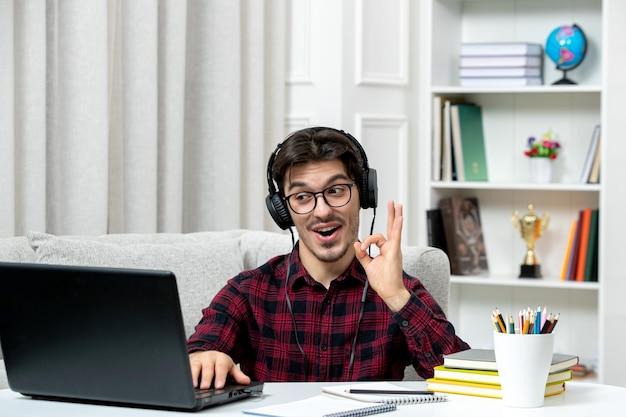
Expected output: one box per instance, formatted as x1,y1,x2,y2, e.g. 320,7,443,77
0,262,262,411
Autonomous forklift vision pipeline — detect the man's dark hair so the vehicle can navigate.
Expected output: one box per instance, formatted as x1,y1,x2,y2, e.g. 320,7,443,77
271,128,365,195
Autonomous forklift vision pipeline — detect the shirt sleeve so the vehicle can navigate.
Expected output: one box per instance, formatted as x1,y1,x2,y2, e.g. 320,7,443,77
392,275,471,378
186,275,250,359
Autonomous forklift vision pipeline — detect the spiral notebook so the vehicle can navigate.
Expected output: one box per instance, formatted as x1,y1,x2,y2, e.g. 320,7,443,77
243,395,396,417
243,382,446,417
323,382,448,405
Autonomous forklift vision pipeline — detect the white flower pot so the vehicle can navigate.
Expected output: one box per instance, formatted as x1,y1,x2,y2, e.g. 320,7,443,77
529,158,553,183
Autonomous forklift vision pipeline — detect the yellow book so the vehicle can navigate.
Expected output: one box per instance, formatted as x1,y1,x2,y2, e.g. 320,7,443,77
426,378,566,399
561,220,578,280
432,365,572,386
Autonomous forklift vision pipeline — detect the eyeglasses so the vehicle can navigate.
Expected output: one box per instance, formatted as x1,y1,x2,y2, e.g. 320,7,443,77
284,183,355,215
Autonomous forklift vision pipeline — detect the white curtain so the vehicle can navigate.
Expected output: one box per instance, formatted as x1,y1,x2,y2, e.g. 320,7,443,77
0,0,286,237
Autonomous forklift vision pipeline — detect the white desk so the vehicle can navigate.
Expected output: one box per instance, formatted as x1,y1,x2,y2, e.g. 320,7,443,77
0,381,624,416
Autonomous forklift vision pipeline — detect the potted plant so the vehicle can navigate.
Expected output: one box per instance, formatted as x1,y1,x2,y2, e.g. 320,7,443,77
524,130,561,182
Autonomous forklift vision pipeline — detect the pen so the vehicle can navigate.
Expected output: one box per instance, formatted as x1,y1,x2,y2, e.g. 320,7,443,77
345,389,434,395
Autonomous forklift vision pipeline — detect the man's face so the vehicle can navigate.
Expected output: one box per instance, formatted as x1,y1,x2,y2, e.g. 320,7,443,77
283,159,360,265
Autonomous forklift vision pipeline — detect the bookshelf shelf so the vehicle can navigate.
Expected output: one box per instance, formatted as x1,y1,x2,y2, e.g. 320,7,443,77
450,275,599,291
432,85,602,95
430,181,601,192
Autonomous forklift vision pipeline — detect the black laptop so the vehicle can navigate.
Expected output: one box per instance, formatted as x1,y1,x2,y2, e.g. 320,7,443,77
0,262,263,411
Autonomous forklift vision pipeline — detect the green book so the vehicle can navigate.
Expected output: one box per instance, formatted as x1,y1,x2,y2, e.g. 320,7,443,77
584,209,599,281
442,349,579,373
452,104,489,181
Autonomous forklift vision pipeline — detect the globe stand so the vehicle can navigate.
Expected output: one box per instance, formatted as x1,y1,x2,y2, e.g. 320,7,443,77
546,24,586,87
552,70,577,85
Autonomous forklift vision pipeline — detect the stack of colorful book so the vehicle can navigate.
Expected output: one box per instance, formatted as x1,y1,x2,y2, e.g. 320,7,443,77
459,42,543,87
561,207,600,282
427,349,578,399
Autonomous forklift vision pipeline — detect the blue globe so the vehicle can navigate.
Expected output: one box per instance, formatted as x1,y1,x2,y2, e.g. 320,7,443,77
545,24,587,71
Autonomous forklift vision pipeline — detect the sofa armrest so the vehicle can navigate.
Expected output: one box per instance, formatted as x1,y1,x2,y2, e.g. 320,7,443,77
401,246,451,381
401,246,450,316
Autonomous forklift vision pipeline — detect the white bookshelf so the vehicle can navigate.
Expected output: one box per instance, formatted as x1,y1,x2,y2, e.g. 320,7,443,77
418,0,626,385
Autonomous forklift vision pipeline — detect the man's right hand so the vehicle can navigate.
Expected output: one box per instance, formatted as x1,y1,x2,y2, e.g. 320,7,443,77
189,350,251,390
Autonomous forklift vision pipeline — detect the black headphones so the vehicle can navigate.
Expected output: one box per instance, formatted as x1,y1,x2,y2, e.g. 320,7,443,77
265,127,378,230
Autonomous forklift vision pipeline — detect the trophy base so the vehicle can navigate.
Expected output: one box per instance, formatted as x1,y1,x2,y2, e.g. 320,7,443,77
519,264,541,279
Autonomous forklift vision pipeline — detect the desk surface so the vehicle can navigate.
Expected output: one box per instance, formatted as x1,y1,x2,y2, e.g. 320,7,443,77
1,381,624,416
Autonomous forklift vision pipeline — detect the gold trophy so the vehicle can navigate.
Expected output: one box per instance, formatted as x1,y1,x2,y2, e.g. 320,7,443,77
511,204,550,278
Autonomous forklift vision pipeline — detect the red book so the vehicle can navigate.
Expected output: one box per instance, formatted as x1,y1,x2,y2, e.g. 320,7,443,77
575,208,592,282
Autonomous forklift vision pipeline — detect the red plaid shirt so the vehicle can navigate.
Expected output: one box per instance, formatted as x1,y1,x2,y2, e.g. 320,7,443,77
187,244,469,381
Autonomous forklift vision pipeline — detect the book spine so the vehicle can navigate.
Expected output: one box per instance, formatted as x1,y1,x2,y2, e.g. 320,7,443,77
560,220,577,281
438,198,461,275
460,77,542,87
575,208,592,282
459,67,542,77
583,209,599,282
580,125,601,183
450,104,465,181
442,100,453,181
460,43,543,56
432,95,443,181
566,217,582,281
426,208,448,252
588,131,602,184
459,55,542,68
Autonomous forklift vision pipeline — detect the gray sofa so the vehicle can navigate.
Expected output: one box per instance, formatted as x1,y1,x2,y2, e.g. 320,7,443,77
0,229,451,390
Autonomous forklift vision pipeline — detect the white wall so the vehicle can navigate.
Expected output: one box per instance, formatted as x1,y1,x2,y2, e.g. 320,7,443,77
285,0,423,244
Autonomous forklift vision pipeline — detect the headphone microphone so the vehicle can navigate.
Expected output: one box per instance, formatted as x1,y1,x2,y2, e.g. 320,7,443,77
265,127,378,230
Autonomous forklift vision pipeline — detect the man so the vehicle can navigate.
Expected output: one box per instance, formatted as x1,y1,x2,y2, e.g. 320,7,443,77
187,127,469,390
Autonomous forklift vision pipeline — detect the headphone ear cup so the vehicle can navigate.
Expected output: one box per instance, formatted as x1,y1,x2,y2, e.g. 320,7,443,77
266,193,293,230
359,168,378,209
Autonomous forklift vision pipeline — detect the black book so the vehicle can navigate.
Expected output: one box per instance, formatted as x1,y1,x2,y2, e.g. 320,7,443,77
426,208,448,253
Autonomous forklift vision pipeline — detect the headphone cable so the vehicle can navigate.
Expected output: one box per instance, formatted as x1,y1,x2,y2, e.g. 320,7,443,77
284,248,308,380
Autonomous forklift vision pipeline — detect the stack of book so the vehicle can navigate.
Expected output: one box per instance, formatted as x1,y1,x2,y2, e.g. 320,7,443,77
561,207,600,282
427,349,578,399
459,42,543,87
431,97,488,182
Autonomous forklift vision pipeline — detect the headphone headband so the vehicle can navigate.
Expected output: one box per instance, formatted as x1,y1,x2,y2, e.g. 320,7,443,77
265,127,378,229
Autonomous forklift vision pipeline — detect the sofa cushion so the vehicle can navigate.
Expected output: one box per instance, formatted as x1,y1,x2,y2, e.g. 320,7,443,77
27,231,244,337
0,236,37,263
237,230,294,270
